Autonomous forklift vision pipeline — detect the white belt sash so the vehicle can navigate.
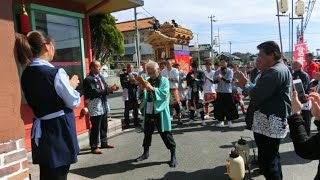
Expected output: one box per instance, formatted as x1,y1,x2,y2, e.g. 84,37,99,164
32,110,65,146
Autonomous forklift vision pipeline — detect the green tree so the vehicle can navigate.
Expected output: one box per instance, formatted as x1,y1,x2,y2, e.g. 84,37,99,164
90,14,124,65
232,52,253,64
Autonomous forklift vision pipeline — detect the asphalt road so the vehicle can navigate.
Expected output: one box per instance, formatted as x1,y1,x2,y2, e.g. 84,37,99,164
66,92,319,180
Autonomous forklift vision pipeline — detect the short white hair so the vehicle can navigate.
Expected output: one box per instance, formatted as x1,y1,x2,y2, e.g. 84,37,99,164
145,61,159,70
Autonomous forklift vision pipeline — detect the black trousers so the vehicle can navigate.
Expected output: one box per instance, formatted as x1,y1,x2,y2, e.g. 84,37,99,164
90,114,108,149
39,164,70,180
125,100,139,126
254,132,283,180
143,118,176,150
302,110,311,136
180,101,187,107
170,103,181,115
214,93,239,121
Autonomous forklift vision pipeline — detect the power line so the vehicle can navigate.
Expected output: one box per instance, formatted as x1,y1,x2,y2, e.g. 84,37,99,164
140,6,154,17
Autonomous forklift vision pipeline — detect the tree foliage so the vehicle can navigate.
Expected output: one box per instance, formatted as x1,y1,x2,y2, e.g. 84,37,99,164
232,52,253,64
90,14,124,65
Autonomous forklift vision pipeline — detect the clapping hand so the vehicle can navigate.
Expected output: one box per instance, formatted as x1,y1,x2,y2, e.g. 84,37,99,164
234,72,249,89
309,92,320,120
69,75,80,89
111,85,119,91
313,72,320,81
291,91,303,115
145,82,154,92
130,77,137,84
216,74,222,80
107,85,119,93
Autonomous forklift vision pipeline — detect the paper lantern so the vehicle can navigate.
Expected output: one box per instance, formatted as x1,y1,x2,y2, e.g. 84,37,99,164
295,0,305,17
214,37,219,47
20,3,30,34
278,0,288,13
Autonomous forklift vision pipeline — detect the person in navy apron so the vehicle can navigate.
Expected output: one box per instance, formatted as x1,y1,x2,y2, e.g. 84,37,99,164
15,30,81,180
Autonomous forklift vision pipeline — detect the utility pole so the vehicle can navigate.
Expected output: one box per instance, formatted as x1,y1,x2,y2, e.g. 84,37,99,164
134,7,141,71
289,13,291,61
276,0,283,55
300,16,304,42
297,25,300,44
208,15,216,64
197,34,201,67
217,27,221,54
229,41,232,62
291,0,294,61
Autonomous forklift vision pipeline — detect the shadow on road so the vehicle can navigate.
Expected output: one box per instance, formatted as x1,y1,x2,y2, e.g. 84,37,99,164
152,165,229,180
170,123,247,135
70,159,169,179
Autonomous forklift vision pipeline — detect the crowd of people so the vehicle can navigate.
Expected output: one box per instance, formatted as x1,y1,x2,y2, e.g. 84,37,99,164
120,59,252,129
14,29,320,180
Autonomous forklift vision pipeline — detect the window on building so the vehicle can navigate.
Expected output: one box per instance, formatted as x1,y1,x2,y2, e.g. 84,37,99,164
34,11,84,92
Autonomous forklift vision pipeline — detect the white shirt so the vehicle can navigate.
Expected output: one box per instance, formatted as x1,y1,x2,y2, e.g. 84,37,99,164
203,70,216,93
161,68,179,89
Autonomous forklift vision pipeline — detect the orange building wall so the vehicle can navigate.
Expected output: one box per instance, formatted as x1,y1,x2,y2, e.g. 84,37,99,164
0,0,25,143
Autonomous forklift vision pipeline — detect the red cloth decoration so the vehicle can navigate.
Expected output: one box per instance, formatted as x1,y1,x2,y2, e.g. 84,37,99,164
20,3,30,35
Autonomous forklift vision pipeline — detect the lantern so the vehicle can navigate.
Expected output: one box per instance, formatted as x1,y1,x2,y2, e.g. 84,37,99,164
194,42,199,50
278,0,288,13
214,36,219,47
295,0,305,17
19,2,30,34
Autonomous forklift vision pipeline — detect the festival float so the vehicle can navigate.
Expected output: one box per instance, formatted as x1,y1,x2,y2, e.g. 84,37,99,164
145,21,193,73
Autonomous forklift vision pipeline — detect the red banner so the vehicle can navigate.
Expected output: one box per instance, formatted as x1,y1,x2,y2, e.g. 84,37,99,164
294,43,307,67
174,51,190,73
294,43,307,60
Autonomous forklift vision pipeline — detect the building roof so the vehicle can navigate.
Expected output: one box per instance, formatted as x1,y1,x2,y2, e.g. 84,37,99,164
74,0,143,15
116,17,154,32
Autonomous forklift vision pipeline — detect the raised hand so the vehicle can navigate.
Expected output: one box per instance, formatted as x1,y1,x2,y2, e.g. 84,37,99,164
235,72,249,89
70,75,80,89
309,93,320,120
145,82,154,92
291,91,303,115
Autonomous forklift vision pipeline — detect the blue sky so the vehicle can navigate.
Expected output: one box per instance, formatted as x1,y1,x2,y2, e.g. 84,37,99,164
112,0,320,55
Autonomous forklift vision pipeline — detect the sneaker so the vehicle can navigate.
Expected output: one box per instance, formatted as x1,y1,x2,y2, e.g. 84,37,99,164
186,119,194,125
129,112,133,118
173,110,177,116
138,110,142,115
170,116,173,120
182,110,188,116
228,121,234,128
216,121,224,127
201,121,206,126
204,115,210,119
